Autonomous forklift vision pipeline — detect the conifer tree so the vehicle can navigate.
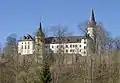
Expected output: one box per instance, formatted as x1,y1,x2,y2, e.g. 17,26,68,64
35,62,52,83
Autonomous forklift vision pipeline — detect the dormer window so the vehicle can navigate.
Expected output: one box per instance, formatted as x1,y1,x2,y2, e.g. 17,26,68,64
53,39,56,42
24,36,27,39
68,39,70,42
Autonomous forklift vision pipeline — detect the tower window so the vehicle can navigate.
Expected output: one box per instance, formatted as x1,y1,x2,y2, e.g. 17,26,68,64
52,46,54,48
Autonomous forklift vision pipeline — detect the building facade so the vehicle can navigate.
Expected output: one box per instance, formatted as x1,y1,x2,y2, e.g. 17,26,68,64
18,9,97,56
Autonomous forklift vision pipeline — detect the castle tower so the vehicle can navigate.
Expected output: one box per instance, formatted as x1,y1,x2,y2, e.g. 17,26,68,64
34,22,45,64
87,8,97,54
87,8,96,40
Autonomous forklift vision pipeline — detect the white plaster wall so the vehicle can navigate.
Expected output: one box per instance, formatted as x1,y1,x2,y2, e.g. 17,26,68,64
18,41,34,55
45,39,88,56
18,39,89,56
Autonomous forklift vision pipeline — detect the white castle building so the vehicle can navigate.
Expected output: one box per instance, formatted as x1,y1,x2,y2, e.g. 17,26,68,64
18,9,97,56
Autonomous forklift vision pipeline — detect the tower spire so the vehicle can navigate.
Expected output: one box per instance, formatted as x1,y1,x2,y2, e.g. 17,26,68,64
39,22,42,32
35,22,44,37
89,8,96,24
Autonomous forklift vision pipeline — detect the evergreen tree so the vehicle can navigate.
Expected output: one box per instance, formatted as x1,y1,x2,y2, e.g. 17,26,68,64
35,62,52,83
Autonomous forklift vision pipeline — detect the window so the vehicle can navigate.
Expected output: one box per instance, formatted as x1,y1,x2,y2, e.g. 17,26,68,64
80,49,81,52
68,39,70,42
66,50,68,52
22,42,23,44
57,45,58,48
75,45,77,47
28,45,30,49
28,42,29,44
25,42,26,44
25,45,26,49
73,45,74,48
80,45,81,47
53,39,55,42
70,45,72,47
21,45,23,49
66,45,68,48
84,41,86,44
73,50,74,52
84,46,86,49
52,46,54,48
70,49,72,52
77,39,79,42
84,51,86,54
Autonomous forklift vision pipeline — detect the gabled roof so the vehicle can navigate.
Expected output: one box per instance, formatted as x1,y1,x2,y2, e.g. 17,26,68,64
19,34,34,41
45,35,91,44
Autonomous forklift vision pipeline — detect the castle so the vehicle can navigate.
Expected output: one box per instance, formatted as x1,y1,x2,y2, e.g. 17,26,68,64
18,9,97,56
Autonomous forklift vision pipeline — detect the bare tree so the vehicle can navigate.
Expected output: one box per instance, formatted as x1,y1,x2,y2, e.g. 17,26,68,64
78,21,109,55
3,33,17,56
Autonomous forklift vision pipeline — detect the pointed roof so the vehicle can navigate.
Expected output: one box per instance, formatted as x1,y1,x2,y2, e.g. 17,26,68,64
89,8,96,25
39,22,42,32
36,22,44,36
